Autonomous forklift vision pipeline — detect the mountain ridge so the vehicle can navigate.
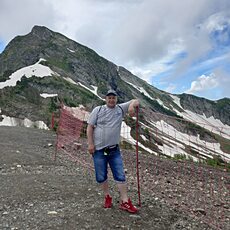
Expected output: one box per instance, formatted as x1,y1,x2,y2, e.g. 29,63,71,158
0,25,229,164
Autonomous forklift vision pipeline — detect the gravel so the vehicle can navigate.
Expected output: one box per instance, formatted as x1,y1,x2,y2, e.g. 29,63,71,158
0,126,228,229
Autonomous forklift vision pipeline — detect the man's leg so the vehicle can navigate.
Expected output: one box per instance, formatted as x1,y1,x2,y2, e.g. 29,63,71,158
101,180,112,208
109,149,138,213
101,180,110,196
93,150,113,208
108,147,128,202
93,150,110,195
117,182,128,202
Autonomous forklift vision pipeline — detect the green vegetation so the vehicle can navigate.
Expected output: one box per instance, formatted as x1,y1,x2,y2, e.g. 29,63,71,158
177,119,216,141
173,153,193,162
171,152,229,171
52,121,59,132
173,153,187,160
205,156,230,170
215,98,230,110
214,134,230,154
46,56,71,72
144,95,180,117
0,69,14,82
138,113,145,123
63,96,77,107
46,41,58,50
144,128,150,138
124,116,136,129
49,97,59,112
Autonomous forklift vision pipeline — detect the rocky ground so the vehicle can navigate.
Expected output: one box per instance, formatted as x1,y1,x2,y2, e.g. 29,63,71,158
0,126,229,229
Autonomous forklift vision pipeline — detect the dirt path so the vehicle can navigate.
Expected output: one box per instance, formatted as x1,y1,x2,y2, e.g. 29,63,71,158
0,126,216,229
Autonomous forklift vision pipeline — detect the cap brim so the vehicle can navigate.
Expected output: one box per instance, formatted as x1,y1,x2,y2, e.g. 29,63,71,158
106,93,117,96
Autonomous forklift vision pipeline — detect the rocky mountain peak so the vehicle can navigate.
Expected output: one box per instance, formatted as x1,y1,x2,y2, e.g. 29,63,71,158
31,25,54,41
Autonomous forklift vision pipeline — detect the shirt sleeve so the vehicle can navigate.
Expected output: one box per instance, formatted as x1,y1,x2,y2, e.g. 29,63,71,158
87,106,100,125
118,100,132,116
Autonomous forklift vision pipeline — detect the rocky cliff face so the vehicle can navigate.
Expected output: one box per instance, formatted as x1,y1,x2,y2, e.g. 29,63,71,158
180,94,230,125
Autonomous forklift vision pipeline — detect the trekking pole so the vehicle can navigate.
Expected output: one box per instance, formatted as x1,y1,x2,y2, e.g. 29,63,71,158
136,106,141,207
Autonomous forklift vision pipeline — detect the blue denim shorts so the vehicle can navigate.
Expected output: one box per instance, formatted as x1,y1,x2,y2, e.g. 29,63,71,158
93,146,126,183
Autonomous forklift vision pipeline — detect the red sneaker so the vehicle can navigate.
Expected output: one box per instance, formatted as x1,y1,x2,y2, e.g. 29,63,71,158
104,195,112,208
119,198,138,213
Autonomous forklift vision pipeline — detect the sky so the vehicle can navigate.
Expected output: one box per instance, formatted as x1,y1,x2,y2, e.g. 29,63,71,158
0,0,230,100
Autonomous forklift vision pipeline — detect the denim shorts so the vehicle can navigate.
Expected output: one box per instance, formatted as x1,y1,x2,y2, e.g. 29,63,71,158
93,146,126,183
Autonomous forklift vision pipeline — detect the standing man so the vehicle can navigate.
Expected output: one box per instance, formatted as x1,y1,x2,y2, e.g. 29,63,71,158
87,89,139,213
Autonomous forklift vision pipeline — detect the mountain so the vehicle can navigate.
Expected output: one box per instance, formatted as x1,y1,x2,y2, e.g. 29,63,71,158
0,25,229,165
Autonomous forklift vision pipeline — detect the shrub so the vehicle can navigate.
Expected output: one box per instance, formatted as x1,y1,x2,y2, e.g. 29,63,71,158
206,156,225,168
173,153,187,161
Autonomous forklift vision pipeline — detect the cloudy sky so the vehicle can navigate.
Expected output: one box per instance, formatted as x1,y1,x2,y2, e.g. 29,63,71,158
0,0,230,100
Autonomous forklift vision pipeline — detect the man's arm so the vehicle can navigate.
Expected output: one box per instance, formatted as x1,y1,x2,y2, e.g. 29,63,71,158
87,124,95,154
128,99,140,117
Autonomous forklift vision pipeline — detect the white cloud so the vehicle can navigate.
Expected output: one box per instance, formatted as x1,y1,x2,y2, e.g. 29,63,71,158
186,74,219,94
213,68,230,98
165,84,177,93
185,70,230,99
0,0,57,42
204,11,230,33
1,0,227,65
129,39,185,83
0,0,230,99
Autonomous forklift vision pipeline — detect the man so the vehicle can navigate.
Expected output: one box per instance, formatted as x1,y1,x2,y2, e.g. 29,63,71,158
87,89,139,213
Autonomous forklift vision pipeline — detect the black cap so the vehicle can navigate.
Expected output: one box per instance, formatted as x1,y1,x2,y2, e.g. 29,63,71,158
106,89,117,96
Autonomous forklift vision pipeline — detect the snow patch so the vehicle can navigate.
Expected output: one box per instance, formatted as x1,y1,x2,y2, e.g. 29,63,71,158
67,48,75,53
125,81,170,109
150,120,230,162
62,78,104,101
120,121,156,155
125,81,154,100
0,115,49,130
141,134,148,141
0,58,58,89
77,82,104,100
170,95,182,108
40,93,58,98
63,77,77,85
170,95,230,139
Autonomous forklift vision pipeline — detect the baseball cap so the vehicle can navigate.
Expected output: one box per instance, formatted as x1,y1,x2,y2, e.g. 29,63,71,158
106,89,117,96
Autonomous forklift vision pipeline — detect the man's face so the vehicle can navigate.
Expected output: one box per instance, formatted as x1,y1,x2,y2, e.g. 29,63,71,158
106,95,117,108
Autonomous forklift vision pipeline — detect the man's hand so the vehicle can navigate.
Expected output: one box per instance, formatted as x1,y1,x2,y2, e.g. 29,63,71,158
88,144,95,155
128,99,139,117
128,107,135,117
